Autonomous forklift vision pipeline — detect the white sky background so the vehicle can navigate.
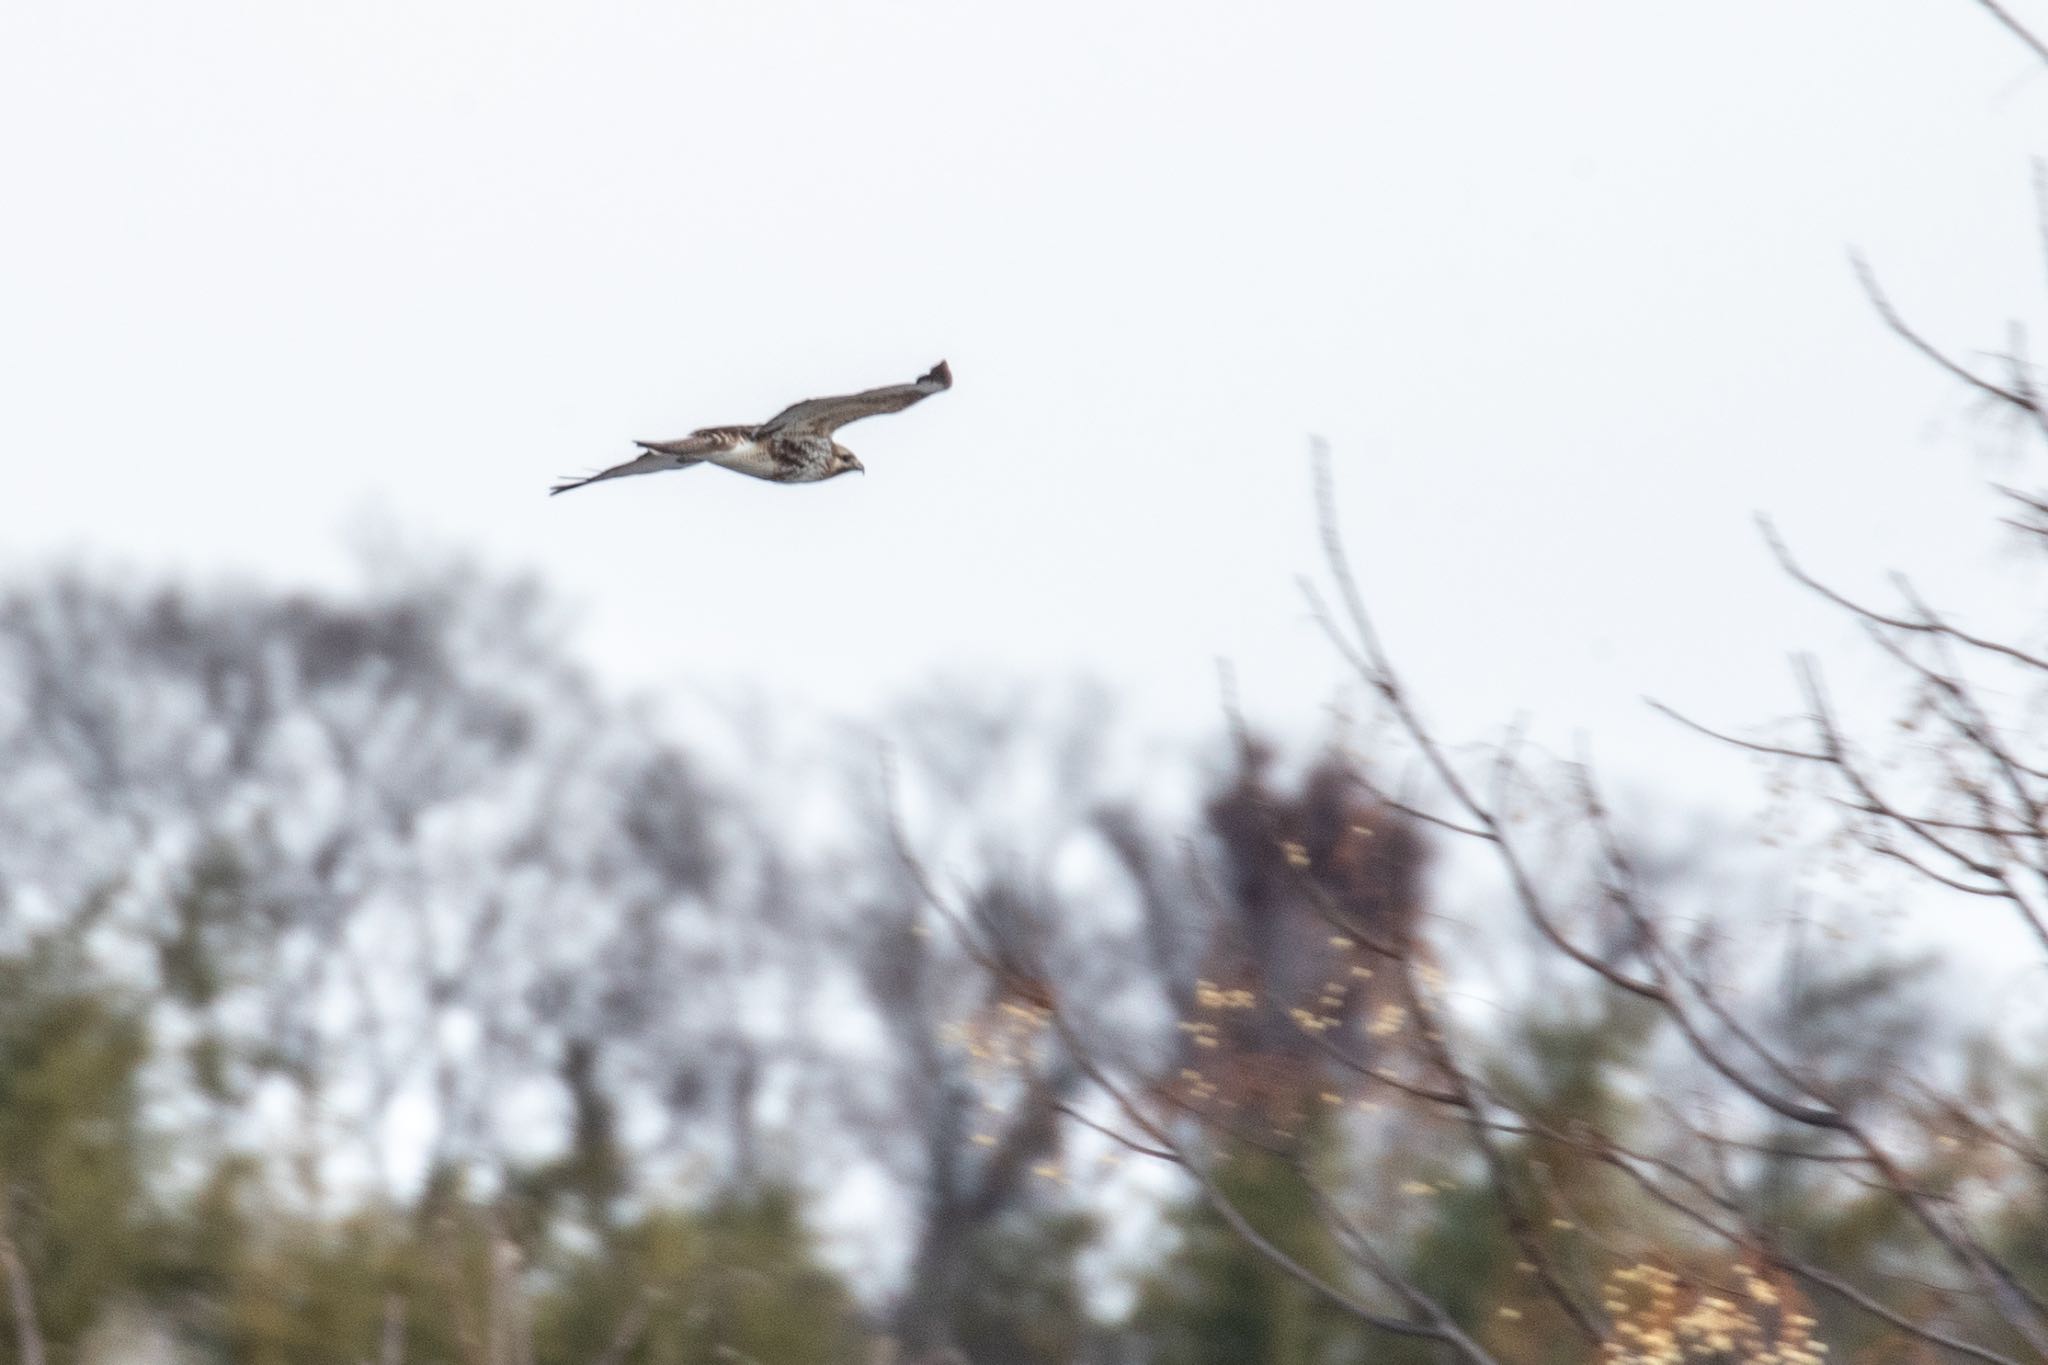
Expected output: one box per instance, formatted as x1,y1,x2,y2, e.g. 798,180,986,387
3,0,2045,810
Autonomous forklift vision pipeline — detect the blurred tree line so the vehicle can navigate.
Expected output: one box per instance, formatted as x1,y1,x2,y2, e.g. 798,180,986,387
0,556,1454,1363
0,431,2041,1365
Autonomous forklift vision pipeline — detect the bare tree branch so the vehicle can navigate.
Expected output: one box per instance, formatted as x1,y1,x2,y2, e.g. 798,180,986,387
0,1234,45,1365
1972,0,2048,68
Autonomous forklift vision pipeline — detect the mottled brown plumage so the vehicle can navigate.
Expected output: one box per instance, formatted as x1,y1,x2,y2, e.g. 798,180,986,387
550,361,952,496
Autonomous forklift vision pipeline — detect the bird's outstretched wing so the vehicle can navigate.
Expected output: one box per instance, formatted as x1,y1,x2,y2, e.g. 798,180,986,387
633,425,757,459
755,360,952,438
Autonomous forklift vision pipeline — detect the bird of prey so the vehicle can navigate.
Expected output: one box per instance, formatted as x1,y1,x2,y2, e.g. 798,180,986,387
551,360,952,496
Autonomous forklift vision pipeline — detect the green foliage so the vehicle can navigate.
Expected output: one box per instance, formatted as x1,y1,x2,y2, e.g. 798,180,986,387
1132,1129,1369,1365
536,1189,862,1365
948,1208,1099,1365
0,919,868,1364
0,555,2041,1363
1406,995,1661,1365
0,940,150,1364
143,1172,863,1364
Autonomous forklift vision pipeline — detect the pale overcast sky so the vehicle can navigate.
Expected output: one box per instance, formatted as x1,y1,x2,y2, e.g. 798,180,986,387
4,0,2044,793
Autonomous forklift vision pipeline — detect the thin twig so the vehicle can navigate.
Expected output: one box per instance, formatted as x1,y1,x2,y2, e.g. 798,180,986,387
380,1293,406,1365
0,1235,46,1365
1759,516,2048,674
1852,254,2038,415
592,1291,655,1365
1972,0,2048,68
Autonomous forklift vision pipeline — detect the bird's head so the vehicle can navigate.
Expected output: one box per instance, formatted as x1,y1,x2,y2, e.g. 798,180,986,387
828,444,865,478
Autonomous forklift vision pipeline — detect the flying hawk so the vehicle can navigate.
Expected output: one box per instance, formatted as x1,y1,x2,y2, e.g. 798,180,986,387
551,360,952,496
